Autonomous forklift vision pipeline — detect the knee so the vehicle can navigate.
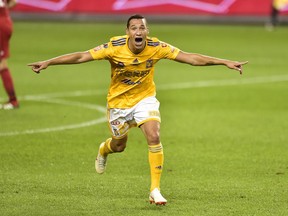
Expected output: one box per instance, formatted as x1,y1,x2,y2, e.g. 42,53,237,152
0,59,8,71
111,136,127,152
113,143,126,152
147,131,160,145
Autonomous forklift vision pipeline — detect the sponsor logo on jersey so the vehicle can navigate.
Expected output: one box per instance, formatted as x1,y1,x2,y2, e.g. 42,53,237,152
121,79,141,85
115,68,150,78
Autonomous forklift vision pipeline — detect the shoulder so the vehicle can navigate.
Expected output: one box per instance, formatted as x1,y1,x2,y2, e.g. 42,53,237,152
147,37,161,47
110,35,128,47
146,37,173,49
146,37,180,59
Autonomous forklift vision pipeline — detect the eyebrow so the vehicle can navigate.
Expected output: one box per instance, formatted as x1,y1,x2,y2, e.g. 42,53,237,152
129,24,146,28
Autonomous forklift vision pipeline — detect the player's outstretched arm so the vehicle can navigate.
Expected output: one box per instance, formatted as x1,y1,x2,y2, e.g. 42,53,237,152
7,0,17,8
28,51,93,74
175,51,248,75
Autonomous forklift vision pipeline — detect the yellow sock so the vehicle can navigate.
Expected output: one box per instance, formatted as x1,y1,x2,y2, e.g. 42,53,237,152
100,138,113,156
148,143,164,192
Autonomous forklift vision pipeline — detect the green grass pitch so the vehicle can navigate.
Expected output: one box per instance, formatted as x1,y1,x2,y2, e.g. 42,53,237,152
0,21,288,215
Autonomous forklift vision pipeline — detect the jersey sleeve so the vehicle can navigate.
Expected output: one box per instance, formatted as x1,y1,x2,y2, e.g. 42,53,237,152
89,42,112,60
157,40,180,60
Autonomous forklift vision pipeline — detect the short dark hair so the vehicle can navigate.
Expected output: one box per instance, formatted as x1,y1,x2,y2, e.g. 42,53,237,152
126,14,146,28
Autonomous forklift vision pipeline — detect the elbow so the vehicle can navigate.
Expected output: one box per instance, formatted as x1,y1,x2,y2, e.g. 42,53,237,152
74,53,89,64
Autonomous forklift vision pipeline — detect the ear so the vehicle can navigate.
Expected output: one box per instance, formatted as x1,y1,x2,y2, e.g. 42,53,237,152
126,28,129,35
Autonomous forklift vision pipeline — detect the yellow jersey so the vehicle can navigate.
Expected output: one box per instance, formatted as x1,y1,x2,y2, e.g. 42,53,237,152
273,0,288,9
89,35,180,108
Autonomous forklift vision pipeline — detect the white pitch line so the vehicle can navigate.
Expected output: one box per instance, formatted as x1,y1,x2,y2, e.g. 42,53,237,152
7,74,288,102
31,97,107,113
0,98,107,137
1,74,288,137
19,89,107,101
157,74,288,90
0,117,107,137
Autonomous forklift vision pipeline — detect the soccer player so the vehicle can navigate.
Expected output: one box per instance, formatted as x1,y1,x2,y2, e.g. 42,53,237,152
266,0,288,30
28,14,248,205
0,0,19,110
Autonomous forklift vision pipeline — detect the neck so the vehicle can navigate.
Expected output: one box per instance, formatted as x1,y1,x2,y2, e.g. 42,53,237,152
128,39,145,54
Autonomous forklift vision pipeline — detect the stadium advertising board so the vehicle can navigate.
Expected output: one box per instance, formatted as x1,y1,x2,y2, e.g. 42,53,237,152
13,0,288,15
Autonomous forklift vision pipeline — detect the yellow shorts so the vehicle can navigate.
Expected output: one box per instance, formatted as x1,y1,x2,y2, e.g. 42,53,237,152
107,96,161,139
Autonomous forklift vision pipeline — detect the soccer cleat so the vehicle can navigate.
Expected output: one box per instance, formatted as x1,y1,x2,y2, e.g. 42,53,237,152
95,142,107,174
149,188,167,206
0,101,19,110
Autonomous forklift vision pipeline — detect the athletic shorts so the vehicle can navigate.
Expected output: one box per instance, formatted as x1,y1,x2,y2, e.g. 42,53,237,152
0,18,12,60
107,96,161,139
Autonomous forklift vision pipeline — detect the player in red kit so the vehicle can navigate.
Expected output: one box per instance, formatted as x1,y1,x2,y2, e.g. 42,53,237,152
0,0,19,110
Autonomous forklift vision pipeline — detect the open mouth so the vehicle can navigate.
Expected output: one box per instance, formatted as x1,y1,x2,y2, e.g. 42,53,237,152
135,38,143,43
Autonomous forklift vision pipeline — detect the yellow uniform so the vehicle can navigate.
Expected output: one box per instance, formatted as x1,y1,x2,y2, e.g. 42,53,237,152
89,35,180,108
273,0,288,10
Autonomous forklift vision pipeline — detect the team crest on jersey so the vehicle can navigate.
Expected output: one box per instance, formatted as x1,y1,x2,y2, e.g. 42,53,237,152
146,59,153,68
